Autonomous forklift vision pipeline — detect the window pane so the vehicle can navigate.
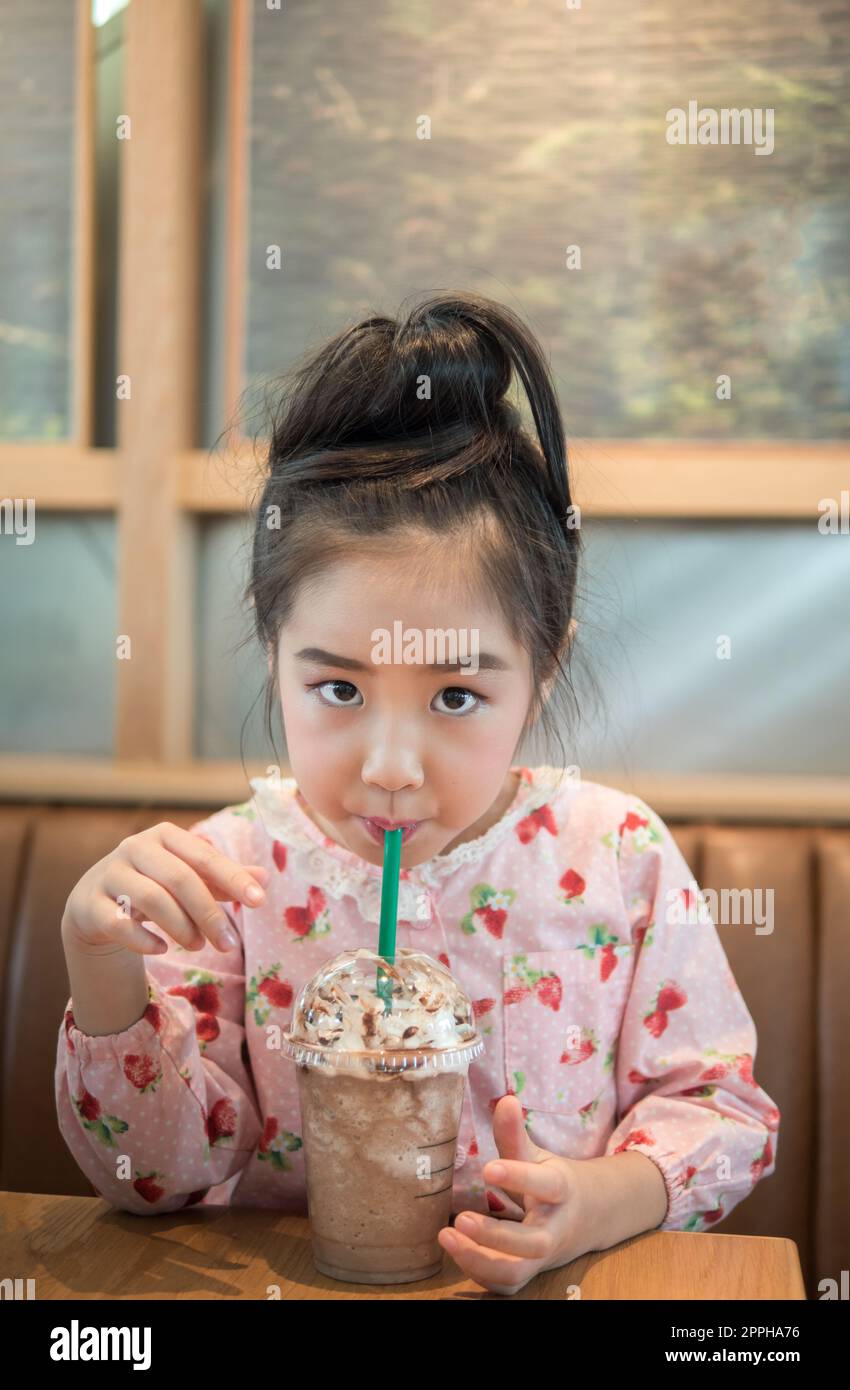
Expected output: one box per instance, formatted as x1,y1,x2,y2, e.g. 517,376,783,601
0,0,78,440
91,1,126,446
197,515,850,776
0,515,116,754
200,0,231,451
526,519,850,778
243,0,850,439
195,516,279,761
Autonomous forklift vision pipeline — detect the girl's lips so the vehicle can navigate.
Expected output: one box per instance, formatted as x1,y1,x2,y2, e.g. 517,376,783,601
360,818,422,846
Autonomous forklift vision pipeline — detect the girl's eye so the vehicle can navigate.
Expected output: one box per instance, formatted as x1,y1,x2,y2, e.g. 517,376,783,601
432,687,486,716
311,679,363,708
308,681,488,715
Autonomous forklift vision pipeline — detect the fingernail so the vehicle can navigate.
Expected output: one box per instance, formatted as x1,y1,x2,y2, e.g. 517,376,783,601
488,1163,507,1181
455,1214,475,1233
245,884,263,904
219,928,238,949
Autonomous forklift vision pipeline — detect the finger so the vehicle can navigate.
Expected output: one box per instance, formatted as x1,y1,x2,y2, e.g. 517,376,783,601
438,1224,539,1294
88,890,189,956
122,899,208,953
452,1210,556,1262
211,864,270,899
174,826,268,905
483,1157,568,1206
218,864,269,908
126,832,254,949
102,863,215,952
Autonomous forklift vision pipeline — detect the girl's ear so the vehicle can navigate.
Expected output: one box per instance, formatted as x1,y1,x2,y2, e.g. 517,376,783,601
532,618,578,719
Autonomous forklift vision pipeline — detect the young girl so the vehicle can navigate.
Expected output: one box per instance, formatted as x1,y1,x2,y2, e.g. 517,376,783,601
56,290,779,1294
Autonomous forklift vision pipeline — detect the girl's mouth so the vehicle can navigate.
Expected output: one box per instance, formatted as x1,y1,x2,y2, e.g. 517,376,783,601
359,818,422,846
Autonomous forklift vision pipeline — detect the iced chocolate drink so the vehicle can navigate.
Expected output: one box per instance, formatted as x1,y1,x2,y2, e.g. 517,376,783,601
281,947,484,1284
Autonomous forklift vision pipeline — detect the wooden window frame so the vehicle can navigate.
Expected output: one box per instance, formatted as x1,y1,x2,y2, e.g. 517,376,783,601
1,0,848,823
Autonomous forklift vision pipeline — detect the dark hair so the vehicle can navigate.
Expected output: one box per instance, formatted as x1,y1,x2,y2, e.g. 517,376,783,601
232,289,598,773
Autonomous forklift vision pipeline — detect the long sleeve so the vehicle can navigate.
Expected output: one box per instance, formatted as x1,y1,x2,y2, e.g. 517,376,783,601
604,797,781,1231
54,816,262,1214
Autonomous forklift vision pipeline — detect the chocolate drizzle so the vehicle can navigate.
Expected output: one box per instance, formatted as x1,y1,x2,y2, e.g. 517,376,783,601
285,947,478,1055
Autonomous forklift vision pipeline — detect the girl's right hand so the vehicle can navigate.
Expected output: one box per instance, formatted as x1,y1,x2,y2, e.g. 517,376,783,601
61,821,269,957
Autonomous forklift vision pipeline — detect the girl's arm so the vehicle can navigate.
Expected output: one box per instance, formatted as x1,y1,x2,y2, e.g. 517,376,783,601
568,1149,670,1253
61,927,150,1037
55,818,263,1214
603,797,781,1233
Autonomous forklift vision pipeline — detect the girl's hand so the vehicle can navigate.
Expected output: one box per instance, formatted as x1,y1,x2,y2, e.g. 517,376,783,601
438,1095,594,1295
61,821,269,958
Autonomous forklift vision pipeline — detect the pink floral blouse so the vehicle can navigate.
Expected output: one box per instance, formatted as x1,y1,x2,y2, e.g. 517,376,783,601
55,765,780,1229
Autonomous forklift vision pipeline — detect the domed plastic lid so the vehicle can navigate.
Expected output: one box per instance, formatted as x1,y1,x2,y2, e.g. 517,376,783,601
281,946,485,1075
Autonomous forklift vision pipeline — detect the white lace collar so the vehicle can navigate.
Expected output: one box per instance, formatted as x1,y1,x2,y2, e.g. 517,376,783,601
248,765,569,924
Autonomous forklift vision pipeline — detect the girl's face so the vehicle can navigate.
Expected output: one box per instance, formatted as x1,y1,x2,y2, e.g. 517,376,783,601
275,547,543,868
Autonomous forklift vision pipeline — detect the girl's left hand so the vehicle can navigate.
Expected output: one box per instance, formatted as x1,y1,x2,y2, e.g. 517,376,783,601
437,1094,594,1295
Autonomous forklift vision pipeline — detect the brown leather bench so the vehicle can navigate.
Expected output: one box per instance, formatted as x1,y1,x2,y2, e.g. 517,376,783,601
1,798,847,1298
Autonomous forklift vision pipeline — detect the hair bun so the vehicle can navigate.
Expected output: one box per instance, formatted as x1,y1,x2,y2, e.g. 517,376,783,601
364,292,515,437
261,289,565,499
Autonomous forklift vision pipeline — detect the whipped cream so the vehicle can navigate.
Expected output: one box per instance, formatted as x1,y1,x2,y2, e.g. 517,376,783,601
286,947,479,1055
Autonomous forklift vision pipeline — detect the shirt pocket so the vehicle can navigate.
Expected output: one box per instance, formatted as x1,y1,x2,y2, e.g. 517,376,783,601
502,948,629,1115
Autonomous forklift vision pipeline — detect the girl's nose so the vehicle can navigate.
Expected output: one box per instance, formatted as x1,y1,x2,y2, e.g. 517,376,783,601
360,753,424,795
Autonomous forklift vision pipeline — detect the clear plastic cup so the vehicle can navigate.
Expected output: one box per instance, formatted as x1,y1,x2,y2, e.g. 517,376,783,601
281,946,485,1284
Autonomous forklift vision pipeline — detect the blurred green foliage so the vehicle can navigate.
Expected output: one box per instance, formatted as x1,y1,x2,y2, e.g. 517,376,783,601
246,0,850,440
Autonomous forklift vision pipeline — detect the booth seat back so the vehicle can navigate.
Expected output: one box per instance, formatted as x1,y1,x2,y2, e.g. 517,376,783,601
1,799,847,1299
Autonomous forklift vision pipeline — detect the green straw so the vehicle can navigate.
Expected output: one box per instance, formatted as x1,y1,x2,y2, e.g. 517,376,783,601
376,827,403,1014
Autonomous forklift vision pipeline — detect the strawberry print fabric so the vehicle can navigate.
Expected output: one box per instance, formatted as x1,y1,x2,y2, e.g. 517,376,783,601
55,766,780,1230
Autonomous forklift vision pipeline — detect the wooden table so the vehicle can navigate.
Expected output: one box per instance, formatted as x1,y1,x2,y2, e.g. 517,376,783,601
0,1192,806,1300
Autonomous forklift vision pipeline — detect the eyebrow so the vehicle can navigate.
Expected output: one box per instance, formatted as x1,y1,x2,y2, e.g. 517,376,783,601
294,646,511,674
